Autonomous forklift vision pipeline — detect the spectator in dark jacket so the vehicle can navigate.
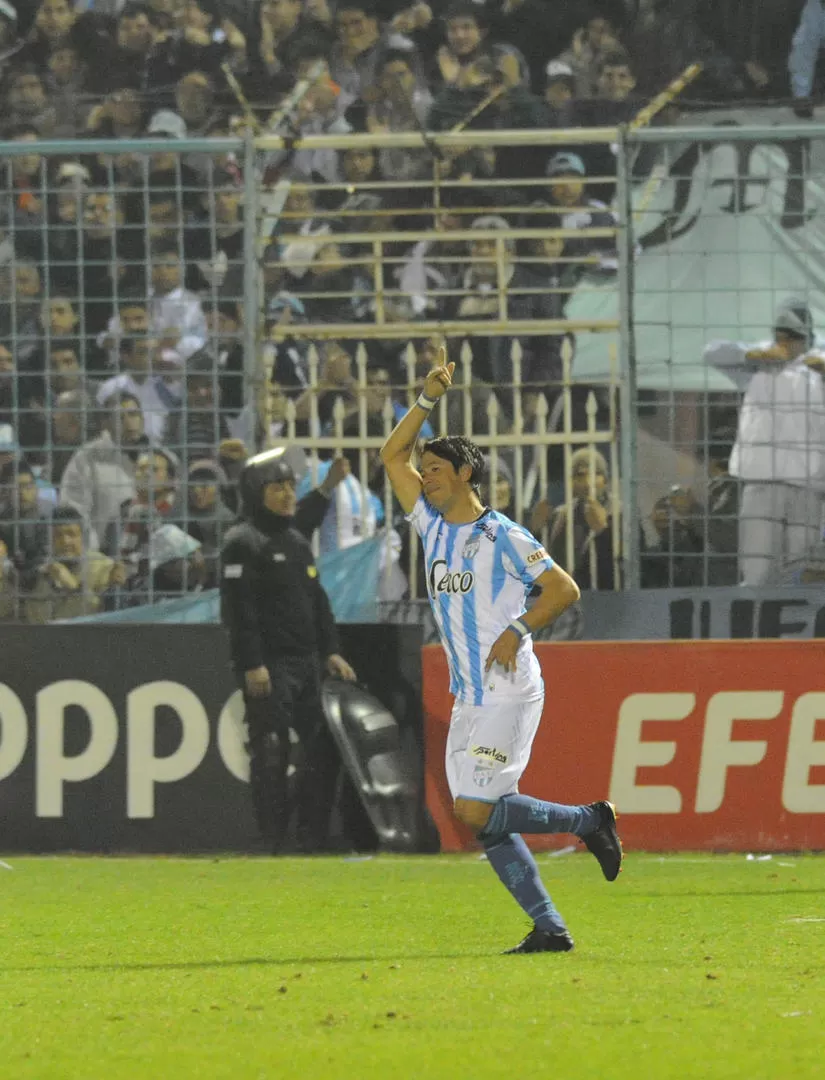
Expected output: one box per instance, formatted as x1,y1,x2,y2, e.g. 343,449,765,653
627,0,766,101
641,496,704,589
0,457,51,586
179,457,236,586
489,0,584,94
544,151,618,272
163,350,231,469
661,431,740,586
450,215,564,420
247,0,331,89
547,447,616,591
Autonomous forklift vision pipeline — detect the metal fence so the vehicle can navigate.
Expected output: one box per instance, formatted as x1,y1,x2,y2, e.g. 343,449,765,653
2,118,824,622
0,126,624,619
625,118,825,591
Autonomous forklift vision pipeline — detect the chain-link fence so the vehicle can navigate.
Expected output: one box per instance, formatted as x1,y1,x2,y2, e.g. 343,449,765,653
0,126,625,622
623,118,825,591
6,118,823,624
253,127,623,600
0,134,253,619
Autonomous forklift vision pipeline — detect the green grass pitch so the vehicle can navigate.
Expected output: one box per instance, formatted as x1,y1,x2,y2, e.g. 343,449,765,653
1,852,823,1079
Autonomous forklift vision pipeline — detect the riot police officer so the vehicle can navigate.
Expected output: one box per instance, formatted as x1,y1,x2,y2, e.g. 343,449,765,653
220,447,357,851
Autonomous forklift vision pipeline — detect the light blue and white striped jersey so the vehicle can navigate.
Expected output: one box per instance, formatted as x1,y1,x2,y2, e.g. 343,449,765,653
407,495,554,705
296,461,384,554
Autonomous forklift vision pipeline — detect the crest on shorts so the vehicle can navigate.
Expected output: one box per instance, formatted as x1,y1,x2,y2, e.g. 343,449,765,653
462,536,481,560
473,762,495,787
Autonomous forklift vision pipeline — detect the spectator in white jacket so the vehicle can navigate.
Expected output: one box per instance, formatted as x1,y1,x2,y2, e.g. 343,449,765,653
97,336,182,443
98,250,207,372
704,299,825,586
147,241,208,366
60,391,156,552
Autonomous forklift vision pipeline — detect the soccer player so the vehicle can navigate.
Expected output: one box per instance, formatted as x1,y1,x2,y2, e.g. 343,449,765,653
380,348,623,953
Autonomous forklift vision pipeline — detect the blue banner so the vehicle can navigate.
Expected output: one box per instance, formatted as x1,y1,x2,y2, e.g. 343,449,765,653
67,537,383,626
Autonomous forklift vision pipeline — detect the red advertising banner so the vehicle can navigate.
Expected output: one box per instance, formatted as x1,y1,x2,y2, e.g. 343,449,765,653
423,641,825,852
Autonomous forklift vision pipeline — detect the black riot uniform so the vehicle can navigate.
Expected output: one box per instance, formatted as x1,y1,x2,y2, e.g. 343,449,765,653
220,449,343,852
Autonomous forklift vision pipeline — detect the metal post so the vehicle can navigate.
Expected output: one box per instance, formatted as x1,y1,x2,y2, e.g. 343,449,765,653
242,130,262,448
615,126,640,590
608,344,622,592
561,341,575,578
586,395,598,589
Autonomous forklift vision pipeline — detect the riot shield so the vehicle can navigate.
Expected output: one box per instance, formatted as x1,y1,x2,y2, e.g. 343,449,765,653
321,678,421,852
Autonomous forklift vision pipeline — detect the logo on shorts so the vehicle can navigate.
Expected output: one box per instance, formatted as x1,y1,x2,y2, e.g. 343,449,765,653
473,762,495,787
471,745,508,764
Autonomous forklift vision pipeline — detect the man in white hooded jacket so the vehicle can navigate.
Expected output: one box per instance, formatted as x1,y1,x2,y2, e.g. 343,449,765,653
704,299,825,586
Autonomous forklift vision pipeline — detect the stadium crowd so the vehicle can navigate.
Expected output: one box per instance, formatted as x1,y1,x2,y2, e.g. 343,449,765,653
0,0,814,618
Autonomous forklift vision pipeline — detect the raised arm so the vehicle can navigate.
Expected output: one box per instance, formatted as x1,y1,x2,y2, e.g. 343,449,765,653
703,338,783,393
379,348,454,514
789,0,825,101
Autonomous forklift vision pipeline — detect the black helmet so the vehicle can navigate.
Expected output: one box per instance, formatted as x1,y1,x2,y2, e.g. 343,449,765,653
239,448,296,513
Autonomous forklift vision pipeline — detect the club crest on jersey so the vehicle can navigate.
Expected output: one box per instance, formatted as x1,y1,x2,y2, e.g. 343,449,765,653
429,558,474,596
462,537,481,560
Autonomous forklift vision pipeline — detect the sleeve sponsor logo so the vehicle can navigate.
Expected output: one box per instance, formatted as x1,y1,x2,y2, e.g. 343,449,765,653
223,564,243,579
527,548,549,565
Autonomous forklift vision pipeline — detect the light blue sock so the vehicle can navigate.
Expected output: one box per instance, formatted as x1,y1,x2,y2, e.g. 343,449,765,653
481,793,598,840
483,833,568,934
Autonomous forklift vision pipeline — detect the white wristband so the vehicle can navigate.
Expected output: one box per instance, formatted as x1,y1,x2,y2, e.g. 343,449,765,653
508,618,530,639
416,392,437,412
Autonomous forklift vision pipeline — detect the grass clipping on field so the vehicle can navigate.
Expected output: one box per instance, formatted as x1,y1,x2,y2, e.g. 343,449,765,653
0,853,823,1079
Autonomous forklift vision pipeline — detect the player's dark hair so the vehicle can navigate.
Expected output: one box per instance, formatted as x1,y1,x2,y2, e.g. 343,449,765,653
421,436,485,491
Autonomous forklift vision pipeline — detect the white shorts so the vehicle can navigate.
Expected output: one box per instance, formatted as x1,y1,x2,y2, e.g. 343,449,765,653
445,697,544,803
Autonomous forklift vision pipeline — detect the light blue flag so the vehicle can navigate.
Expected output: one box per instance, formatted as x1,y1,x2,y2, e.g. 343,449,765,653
64,537,384,625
